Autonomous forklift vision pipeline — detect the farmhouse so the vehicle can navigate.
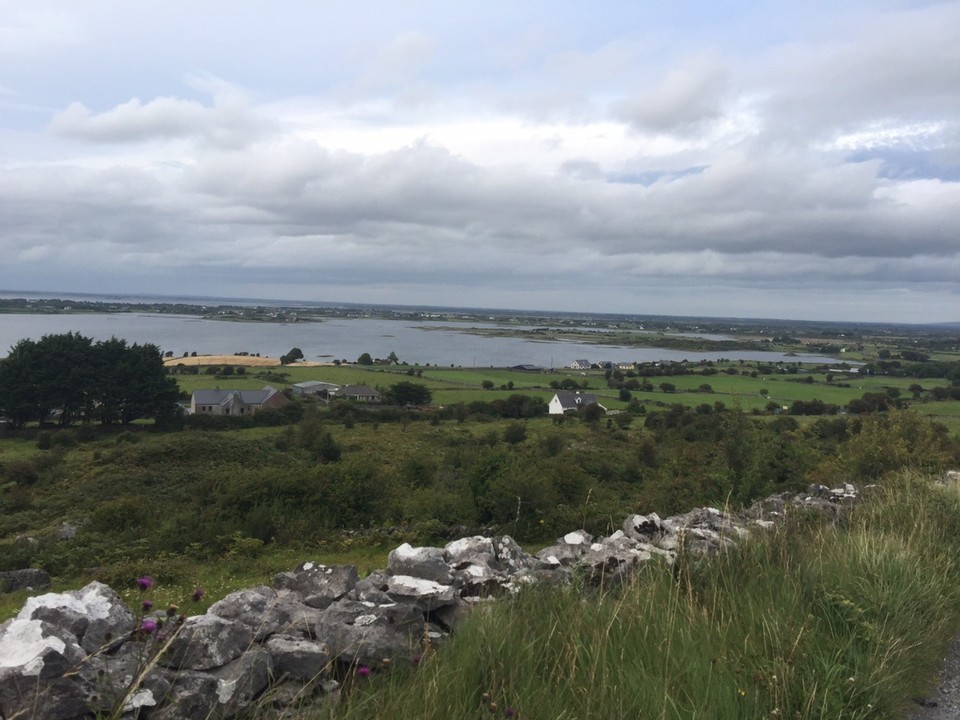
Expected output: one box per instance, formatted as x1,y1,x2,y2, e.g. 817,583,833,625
569,359,591,370
329,385,382,403
190,386,287,416
548,390,606,415
292,380,341,397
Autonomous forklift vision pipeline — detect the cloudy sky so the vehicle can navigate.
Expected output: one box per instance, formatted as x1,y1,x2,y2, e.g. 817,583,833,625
1,1,958,322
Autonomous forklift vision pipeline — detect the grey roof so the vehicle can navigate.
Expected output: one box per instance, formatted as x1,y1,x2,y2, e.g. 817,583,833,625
553,390,599,409
193,386,279,406
293,381,340,390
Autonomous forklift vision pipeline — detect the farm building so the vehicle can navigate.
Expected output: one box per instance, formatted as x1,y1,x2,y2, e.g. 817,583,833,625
292,381,341,397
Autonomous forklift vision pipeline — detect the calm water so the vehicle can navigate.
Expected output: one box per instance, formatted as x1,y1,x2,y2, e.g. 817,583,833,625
0,312,847,367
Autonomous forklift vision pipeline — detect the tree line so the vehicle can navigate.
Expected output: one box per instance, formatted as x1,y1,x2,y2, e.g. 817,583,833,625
0,333,178,429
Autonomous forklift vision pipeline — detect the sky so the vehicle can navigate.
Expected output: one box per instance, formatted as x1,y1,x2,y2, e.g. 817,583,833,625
1,1,958,323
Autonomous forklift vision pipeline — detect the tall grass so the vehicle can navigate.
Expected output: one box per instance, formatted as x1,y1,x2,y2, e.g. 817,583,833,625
314,472,960,720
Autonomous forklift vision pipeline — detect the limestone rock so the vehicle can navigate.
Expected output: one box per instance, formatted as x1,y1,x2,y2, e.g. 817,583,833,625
315,598,425,667
387,543,454,585
273,563,359,609
160,614,252,671
0,618,89,720
265,634,332,680
444,536,498,569
493,535,538,572
385,575,458,610
623,512,663,541
208,586,323,641
210,647,274,717
17,581,134,653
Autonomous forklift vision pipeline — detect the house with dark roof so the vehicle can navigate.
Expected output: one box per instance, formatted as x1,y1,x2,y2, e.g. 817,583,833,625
569,359,592,370
190,386,287,416
548,390,606,415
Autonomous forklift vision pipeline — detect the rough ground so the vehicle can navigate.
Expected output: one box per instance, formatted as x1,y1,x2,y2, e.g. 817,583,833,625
908,635,960,719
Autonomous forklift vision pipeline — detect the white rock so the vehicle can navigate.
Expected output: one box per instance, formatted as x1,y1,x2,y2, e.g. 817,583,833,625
0,619,66,675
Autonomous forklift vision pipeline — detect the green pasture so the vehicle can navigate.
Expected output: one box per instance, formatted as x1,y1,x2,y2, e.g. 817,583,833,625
167,360,960,428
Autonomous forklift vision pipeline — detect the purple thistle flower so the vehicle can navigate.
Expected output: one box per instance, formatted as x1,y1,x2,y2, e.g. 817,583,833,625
142,600,154,611
192,587,205,602
356,665,371,677
140,618,158,634
504,707,516,718
136,575,153,591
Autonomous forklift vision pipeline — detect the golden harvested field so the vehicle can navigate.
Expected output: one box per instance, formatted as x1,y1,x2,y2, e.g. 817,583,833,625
163,354,327,368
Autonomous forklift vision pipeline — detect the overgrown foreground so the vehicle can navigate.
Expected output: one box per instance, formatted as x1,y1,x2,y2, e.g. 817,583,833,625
320,473,960,720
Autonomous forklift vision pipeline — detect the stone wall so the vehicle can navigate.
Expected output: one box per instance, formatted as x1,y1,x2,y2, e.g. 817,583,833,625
0,483,859,720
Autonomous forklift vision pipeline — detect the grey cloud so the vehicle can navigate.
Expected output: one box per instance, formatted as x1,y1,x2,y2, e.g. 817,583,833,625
49,93,276,148
560,159,604,180
614,55,730,134
755,3,960,143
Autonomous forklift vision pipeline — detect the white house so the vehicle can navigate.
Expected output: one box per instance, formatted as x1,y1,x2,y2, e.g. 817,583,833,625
548,390,606,415
569,359,591,370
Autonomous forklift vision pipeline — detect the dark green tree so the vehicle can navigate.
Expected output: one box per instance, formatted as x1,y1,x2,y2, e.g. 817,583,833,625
383,381,432,406
280,347,304,365
356,352,374,366
0,334,177,428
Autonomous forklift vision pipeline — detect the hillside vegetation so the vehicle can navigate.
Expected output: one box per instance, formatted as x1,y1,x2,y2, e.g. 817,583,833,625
1,400,956,613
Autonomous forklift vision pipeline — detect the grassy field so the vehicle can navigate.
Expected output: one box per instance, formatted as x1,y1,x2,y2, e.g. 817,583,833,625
167,360,960,432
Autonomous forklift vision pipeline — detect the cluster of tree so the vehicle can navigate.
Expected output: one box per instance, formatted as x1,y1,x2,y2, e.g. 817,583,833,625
356,351,400,366
0,333,178,429
279,347,304,365
784,389,907,416
382,381,432,406
862,359,960,382
549,378,589,391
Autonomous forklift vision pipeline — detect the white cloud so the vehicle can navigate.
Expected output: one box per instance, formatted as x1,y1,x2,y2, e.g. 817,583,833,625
49,91,276,148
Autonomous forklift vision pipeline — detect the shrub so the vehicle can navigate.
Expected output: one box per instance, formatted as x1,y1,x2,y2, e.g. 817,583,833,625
503,423,527,445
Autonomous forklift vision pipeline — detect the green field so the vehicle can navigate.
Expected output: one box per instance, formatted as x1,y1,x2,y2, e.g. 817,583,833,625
169,360,960,431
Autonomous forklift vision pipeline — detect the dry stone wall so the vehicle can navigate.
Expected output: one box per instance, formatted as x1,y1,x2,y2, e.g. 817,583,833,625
0,483,860,720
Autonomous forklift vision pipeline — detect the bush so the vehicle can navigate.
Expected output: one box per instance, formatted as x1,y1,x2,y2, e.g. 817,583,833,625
116,430,141,445
3,460,39,486
75,424,99,442
50,431,77,449
503,423,527,445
